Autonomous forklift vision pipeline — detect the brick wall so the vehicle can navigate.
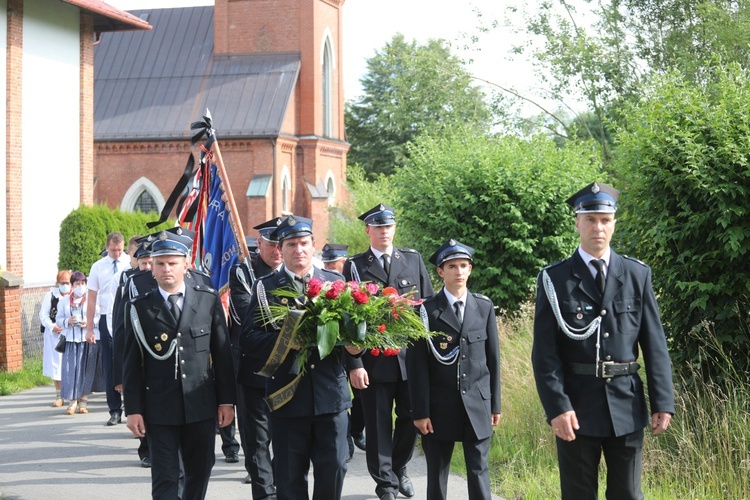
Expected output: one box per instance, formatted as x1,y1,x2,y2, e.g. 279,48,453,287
0,281,23,372
6,0,23,277
80,12,94,206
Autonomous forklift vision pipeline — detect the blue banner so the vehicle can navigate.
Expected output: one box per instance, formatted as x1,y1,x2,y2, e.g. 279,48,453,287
201,163,238,292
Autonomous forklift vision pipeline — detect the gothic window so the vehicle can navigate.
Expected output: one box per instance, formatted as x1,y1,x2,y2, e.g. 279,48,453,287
327,176,335,207
282,174,291,213
322,38,333,137
134,190,158,213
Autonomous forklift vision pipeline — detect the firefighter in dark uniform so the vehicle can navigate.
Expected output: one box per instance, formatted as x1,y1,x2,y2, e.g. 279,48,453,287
343,204,434,500
532,182,675,500
123,235,236,500
232,217,285,496
240,215,362,500
407,239,501,500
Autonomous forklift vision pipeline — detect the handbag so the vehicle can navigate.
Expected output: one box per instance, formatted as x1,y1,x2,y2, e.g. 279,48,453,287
55,334,67,353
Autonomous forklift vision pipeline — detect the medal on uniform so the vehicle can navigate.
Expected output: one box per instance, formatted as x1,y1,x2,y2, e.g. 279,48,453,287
445,335,453,341
160,333,168,341
281,298,289,305
440,342,448,350
154,343,162,352
576,313,583,320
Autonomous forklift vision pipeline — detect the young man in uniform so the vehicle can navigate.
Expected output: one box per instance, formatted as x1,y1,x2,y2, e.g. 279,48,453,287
343,204,434,500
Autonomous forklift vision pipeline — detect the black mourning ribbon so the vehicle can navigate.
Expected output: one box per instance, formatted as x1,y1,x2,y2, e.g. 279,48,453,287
168,293,182,325
382,253,391,278
454,300,463,324
293,275,310,308
591,259,607,294
146,110,218,229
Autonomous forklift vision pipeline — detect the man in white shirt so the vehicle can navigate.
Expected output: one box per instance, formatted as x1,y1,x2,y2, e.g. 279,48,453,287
86,231,130,426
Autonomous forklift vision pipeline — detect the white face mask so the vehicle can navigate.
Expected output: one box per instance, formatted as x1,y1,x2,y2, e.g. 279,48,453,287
73,285,87,297
58,284,70,294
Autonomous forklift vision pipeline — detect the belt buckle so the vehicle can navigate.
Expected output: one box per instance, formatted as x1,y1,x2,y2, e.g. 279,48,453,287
599,361,615,378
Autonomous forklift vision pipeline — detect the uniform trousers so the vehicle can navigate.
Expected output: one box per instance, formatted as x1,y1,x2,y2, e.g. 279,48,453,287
147,418,215,500
99,315,122,415
239,384,276,498
556,429,644,500
360,379,416,496
271,410,348,500
422,431,491,500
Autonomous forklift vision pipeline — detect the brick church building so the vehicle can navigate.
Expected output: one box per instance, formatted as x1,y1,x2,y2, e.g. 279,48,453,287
93,0,349,242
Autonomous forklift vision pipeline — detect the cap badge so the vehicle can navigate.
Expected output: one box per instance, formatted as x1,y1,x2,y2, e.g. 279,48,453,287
288,216,297,226
158,231,168,241
449,238,457,246
275,218,282,226
176,228,183,235
592,183,600,194
378,204,385,211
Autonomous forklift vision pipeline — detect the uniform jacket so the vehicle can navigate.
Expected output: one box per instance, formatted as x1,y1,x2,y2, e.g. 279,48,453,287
122,281,236,426
532,249,675,437
343,247,434,381
239,265,352,418
230,255,277,389
407,288,501,441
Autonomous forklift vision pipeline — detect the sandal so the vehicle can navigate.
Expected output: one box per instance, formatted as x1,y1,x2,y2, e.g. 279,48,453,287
78,401,88,414
52,398,64,407
66,401,77,415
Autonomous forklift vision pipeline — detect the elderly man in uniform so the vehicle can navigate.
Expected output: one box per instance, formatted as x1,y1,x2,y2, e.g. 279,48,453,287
231,217,286,496
240,215,362,500
123,234,236,500
343,204,434,500
532,182,675,500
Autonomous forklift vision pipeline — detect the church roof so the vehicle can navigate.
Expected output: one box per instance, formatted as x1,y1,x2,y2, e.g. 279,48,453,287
94,7,300,141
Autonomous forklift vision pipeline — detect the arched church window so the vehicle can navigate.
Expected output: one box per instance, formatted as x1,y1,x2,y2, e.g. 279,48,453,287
134,190,158,213
322,38,333,138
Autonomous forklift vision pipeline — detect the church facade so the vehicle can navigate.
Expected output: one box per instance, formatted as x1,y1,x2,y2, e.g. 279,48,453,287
93,0,349,242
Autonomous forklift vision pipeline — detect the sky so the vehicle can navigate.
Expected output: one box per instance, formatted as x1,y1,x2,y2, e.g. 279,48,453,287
104,0,544,106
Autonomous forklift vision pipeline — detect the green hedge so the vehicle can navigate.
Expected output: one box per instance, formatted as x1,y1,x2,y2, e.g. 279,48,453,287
58,205,173,275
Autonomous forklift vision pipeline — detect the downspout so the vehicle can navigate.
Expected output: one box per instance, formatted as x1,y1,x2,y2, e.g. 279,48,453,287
270,137,277,215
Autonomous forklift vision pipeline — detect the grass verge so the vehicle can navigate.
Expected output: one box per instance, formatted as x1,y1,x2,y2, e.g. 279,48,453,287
0,357,51,396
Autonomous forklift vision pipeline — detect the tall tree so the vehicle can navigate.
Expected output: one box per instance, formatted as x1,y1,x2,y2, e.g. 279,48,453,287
345,34,492,178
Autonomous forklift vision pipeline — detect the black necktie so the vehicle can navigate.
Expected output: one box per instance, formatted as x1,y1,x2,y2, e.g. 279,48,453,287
168,293,182,324
591,259,606,294
294,275,308,293
382,253,391,277
454,300,463,325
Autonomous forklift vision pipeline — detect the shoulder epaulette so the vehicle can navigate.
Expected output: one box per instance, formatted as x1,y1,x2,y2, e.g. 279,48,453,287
189,268,211,278
131,290,153,303
471,292,492,303
622,255,648,267
398,247,419,254
349,252,368,261
543,259,565,270
193,284,217,294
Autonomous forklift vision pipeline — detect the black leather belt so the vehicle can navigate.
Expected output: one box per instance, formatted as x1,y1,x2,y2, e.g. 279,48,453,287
566,361,641,378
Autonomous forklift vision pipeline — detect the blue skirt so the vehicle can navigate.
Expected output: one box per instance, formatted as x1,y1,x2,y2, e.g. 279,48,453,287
61,342,106,400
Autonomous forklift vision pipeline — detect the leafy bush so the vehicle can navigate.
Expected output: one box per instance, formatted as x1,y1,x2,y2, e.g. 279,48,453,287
393,127,604,311
613,65,750,377
58,205,173,275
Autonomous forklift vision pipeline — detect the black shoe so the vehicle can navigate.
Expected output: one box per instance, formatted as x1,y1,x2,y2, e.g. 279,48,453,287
140,456,151,468
107,413,122,426
243,474,252,484
352,432,366,450
379,493,396,500
225,451,239,463
397,472,415,498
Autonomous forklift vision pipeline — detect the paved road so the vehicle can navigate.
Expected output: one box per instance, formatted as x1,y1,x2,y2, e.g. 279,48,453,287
0,386,500,499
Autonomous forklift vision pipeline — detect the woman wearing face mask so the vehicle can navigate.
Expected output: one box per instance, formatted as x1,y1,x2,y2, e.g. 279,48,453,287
40,270,72,407
56,271,105,414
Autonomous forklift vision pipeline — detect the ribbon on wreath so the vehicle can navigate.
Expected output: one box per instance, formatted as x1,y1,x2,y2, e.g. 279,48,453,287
256,308,306,411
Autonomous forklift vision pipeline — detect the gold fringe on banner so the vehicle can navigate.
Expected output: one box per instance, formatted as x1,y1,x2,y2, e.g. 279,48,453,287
256,309,306,378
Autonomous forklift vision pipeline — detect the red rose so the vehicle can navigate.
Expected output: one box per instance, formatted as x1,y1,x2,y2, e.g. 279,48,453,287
378,324,387,333
352,290,370,305
306,277,323,298
326,288,341,300
331,280,347,293
370,348,381,356
392,348,400,355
